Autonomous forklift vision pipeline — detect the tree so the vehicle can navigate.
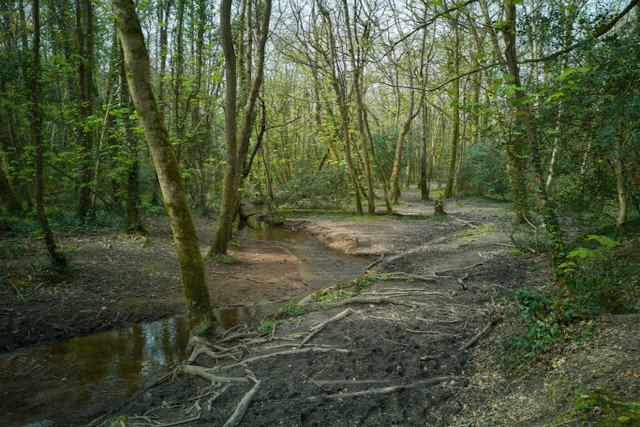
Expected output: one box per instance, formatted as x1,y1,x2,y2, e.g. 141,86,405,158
110,0,217,332
501,0,570,287
75,0,96,221
209,0,272,255
30,0,68,271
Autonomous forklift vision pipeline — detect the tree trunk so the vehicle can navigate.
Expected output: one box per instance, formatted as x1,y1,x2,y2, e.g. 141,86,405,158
390,85,417,204
111,0,217,331
444,12,460,199
0,158,21,214
30,0,68,271
614,124,628,235
315,0,363,215
76,0,95,221
342,0,375,215
210,0,272,255
502,1,571,287
118,43,143,233
419,99,430,200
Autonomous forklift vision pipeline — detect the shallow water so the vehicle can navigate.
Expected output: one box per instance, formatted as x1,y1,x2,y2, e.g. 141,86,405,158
0,316,189,426
0,224,367,426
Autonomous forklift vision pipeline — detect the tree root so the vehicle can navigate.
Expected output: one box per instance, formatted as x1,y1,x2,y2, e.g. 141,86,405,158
181,365,249,384
457,315,501,352
329,296,424,308
215,346,350,372
367,253,385,270
298,275,370,305
300,309,352,347
307,376,458,401
222,372,261,427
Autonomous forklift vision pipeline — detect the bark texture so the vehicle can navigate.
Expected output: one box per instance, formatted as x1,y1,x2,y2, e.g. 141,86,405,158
111,0,216,330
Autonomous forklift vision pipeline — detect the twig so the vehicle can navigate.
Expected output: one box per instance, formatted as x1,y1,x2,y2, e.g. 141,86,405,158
329,296,423,308
457,316,501,352
379,335,408,347
458,273,469,291
435,262,484,275
453,217,479,229
208,384,231,411
8,281,26,302
307,377,457,401
300,309,352,347
223,373,261,427
384,272,440,282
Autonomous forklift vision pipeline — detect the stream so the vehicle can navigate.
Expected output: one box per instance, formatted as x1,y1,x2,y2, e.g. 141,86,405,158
0,224,368,426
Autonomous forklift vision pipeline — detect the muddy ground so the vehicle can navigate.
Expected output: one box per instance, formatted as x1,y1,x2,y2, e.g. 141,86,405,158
1,189,638,426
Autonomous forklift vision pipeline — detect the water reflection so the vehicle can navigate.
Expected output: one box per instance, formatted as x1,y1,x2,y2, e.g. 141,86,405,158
0,317,189,426
242,217,368,288
0,223,368,426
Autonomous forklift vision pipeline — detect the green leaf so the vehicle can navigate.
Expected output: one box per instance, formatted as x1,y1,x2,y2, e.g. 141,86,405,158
568,248,600,259
586,235,619,248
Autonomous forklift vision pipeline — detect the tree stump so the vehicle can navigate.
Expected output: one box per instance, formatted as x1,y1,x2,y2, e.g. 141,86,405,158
434,198,446,216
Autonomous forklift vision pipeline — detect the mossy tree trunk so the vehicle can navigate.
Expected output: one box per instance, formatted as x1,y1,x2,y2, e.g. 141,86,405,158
341,0,375,215
111,0,216,331
0,160,21,214
210,0,238,255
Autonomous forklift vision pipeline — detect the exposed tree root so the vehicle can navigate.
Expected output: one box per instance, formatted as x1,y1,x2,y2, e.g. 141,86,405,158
223,373,261,427
181,365,249,384
300,309,352,347
457,315,501,352
215,346,350,372
298,275,370,305
329,296,424,308
367,253,385,270
307,376,458,401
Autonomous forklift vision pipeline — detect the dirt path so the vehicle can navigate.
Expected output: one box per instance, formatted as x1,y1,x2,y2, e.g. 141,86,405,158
97,191,553,426
3,190,637,426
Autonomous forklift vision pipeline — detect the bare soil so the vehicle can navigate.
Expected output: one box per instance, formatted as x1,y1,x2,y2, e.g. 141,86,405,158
0,219,306,353
1,189,638,426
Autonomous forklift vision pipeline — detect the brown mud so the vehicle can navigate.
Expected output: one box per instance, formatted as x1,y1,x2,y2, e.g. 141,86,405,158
1,189,638,426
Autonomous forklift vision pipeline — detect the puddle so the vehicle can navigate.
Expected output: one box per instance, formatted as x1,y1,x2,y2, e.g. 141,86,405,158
1,222,368,426
0,316,189,426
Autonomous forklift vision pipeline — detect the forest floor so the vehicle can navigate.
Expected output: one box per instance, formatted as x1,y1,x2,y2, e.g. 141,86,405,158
1,189,638,426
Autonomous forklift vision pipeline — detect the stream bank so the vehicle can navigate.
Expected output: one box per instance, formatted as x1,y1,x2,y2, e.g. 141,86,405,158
2,189,638,426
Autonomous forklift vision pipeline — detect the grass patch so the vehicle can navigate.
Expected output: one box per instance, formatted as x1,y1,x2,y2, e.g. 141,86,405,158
257,320,283,334
507,247,525,257
554,388,640,426
311,290,354,309
274,301,306,319
455,224,494,242
210,253,239,264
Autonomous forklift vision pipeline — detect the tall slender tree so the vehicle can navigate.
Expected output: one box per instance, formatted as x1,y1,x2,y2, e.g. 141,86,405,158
30,0,68,270
111,0,217,331
210,0,272,255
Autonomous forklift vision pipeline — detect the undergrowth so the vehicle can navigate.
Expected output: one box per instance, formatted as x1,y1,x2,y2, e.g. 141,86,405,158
501,235,639,367
553,388,640,426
